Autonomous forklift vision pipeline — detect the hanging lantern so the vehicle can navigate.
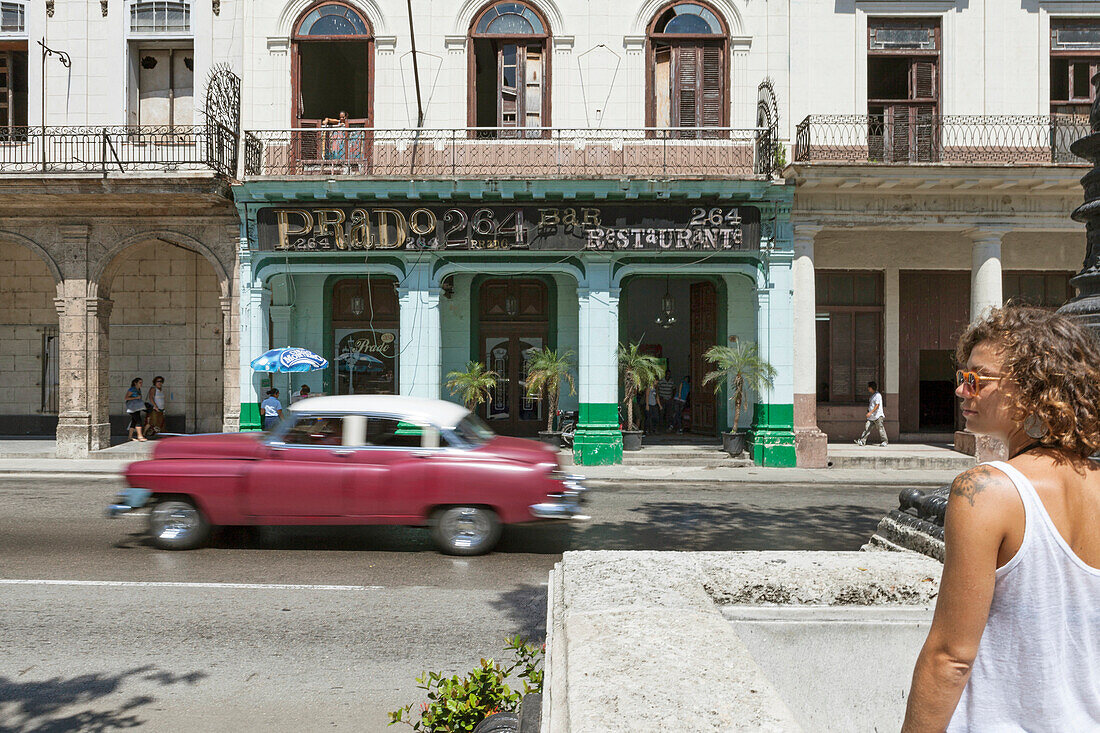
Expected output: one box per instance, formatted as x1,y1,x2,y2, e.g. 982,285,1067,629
655,277,677,329
504,294,519,316
350,295,365,317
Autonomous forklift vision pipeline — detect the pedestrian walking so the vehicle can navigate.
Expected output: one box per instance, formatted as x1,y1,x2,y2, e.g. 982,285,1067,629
902,305,1100,732
855,380,888,446
144,376,166,437
657,369,676,431
261,388,283,431
124,378,147,442
644,383,662,434
672,375,690,433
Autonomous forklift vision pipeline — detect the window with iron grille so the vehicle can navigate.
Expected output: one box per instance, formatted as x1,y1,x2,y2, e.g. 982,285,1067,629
130,1,191,33
0,3,24,33
1050,19,1100,162
867,18,940,163
815,272,884,404
41,326,58,415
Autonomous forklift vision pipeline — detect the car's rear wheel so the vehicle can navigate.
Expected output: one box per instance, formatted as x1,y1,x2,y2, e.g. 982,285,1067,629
148,497,211,550
431,506,502,556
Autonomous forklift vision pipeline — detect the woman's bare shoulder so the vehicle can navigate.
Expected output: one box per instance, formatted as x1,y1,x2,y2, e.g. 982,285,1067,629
949,464,1018,509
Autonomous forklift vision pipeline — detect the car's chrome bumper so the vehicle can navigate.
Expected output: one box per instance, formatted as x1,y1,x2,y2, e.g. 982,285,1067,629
106,488,152,517
530,474,590,520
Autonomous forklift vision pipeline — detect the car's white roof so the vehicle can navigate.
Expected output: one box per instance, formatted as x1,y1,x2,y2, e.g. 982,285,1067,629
288,394,471,429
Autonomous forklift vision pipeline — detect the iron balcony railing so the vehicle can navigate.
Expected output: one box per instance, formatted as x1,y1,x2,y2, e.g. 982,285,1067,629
0,124,238,177
794,114,1091,166
242,126,780,179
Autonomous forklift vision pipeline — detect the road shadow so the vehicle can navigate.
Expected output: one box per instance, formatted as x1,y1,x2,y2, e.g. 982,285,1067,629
489,583,548,640
0,665,207,733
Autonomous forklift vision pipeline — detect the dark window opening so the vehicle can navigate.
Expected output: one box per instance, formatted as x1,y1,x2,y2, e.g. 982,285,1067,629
0,48,28,136
867,18,939,163
868,57,910,100
297,42,371,122
469,1,548,135
816,272,884,405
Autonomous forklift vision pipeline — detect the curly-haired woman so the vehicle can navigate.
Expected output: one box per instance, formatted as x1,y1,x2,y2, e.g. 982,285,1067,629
902,305,1100,732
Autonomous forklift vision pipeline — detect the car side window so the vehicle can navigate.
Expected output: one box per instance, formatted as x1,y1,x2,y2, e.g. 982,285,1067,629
280,415,344,446
362,416,437,449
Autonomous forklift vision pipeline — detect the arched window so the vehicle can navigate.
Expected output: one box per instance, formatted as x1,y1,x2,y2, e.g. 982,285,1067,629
292,2,373,129
469,1,551,131
647,1,729,129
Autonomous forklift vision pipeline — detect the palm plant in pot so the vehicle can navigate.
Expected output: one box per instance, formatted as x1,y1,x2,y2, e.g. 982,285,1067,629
702,342,777,457
446,360,499,413
618,342,664,451
524,347,576,448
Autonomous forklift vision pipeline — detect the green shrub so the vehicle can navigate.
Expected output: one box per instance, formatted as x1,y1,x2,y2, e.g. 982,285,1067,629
388,636,543,732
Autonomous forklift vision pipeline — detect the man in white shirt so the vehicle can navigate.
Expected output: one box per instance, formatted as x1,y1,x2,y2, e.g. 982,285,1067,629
855,380,888,446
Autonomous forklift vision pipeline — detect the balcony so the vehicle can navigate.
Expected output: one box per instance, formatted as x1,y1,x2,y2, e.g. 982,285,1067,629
0,125,238,177
794,114,1091,166
242,127,779,179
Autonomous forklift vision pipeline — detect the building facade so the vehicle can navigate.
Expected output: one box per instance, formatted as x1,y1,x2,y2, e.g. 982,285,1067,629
0,1,241,455
235,0,800,466
788,1,1091,462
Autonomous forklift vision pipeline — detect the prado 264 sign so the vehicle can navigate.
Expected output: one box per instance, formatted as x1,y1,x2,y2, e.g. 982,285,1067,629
254,204,761,253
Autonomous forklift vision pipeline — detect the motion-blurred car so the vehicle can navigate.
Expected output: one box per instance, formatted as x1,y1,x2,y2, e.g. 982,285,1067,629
108,395,588,555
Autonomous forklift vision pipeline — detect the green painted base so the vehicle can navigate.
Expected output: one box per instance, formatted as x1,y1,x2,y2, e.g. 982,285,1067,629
240,402,262,432
748,402,796,468
572,402,623,465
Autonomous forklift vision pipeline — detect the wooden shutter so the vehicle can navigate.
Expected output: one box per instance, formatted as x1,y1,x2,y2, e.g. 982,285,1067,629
675,46,698,129
497,43,519,128
829,312,854,402
887,105,910,163
911,61,936,100
913,104,935,162
868,107,885,161
0,51,10,129
853,312,880,391
524,46,543,128
654,46,671,129
700,46,723,127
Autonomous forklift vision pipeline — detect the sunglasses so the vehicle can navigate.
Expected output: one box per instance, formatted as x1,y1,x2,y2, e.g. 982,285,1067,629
956,369,1003,394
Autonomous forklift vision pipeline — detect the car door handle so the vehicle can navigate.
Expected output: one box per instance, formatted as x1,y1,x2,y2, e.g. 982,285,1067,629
330,448,354,456
411,451,433,458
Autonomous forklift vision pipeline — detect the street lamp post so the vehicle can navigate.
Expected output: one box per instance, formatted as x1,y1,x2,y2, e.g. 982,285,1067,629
1059,73,1100,337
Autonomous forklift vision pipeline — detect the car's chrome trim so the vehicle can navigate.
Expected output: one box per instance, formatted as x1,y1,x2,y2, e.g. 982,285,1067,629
529,502,589,520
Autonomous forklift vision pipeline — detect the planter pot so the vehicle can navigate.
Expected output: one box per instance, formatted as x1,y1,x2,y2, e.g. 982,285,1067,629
538,430,562,448
622,430,644,451
722,430,747,457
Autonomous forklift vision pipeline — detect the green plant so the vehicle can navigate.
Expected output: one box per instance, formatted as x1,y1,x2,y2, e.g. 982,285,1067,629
388,636,544,732
524,347,576,432
701,342,777,433
618,342,664,431
446,361,499,411
773,140,788,170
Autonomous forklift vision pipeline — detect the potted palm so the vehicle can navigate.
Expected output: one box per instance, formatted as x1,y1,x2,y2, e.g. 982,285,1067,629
702,342,777,457
618,342,664,451
524,347,576,448
446,361,499,413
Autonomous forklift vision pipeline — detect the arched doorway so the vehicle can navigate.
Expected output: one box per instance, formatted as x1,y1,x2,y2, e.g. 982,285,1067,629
0,241,60,435
292,3,374,129
468,1,551,133
646,1,729,130
330,276,399,395
478,277,548,435
103,239,223,435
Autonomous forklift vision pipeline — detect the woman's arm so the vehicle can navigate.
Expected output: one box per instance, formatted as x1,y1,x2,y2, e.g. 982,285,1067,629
901,465,1014,732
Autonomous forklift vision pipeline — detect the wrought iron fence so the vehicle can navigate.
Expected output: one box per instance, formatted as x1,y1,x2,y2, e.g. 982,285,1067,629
242,127,777,178
794,114,1091,165
0,125,237,176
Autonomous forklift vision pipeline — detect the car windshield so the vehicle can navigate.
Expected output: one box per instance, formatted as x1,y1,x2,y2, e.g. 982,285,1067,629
452,414,495,446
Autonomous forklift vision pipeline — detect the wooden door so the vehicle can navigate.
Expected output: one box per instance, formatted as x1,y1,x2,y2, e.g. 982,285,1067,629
483,332,545,436
689,281,717,434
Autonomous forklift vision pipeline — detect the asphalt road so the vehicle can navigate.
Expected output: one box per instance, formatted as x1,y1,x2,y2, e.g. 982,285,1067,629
0,475,902,731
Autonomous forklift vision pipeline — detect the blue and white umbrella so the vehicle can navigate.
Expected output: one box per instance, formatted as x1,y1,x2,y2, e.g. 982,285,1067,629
250,347,329,373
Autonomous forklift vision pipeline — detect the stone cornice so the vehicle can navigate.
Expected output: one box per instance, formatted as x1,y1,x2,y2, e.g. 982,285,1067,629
786,163,1083,197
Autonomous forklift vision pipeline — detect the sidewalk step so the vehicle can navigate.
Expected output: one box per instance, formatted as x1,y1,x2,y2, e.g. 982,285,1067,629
827,454,974,471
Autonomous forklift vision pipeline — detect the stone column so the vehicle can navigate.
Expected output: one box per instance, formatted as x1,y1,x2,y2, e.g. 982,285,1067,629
884,267,901,439
238,283,270,431
55,280,113,457
791,223,827,467
220,294,240,433
750,255,797,467
573,258,622,466
397,262,441,399
969,228,1007,321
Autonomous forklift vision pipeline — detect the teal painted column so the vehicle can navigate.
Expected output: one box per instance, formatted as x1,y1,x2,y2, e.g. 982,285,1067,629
237,235,269,432
398,262,442,399
573,258,623,465
749,210,797,467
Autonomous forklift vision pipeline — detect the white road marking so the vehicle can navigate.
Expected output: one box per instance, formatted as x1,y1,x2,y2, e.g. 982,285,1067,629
0,579,384,591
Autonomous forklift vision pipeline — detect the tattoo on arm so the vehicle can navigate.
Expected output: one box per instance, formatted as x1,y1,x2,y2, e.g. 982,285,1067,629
950,467,996,507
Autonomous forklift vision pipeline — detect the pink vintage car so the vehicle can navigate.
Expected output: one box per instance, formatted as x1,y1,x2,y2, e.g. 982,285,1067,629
109,395,588,555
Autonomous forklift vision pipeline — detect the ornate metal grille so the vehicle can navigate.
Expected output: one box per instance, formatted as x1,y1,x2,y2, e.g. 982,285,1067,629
201,63,240,177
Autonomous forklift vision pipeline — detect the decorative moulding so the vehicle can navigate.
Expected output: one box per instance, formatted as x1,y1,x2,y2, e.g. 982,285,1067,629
444,35,467,54
730,35,751,52
101,0,108,17
553,35,574,54
376,35,397,55
267,37,290,55
213,0,220,16
623,35,646,55
46,0,54,18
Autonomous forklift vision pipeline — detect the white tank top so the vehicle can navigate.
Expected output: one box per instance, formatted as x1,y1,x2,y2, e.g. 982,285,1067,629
947,461,1100,732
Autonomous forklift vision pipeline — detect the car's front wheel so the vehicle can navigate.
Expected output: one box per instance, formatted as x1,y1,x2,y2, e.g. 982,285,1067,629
148,497,211,550
431,506,502,556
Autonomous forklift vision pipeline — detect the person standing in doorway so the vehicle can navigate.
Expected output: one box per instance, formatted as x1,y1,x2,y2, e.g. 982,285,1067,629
855,380,888,446
124,378,147,442
644,383,662,434
657,369,676,431
672,375,691,434
261,388,283,431
144,376,166,437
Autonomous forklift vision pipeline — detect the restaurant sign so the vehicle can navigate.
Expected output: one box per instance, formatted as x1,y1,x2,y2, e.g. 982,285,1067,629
255,204,761,253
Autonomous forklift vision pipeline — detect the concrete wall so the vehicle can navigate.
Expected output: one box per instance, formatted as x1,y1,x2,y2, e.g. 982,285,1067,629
0,242,58,432
107,241,223,433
